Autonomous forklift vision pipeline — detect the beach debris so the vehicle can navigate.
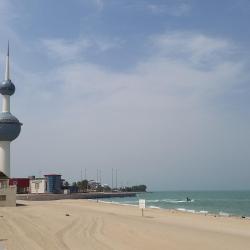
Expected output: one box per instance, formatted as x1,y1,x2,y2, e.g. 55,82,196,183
65,213,70,216
242,216,245,219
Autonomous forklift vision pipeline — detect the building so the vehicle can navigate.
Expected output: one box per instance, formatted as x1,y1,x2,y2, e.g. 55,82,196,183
29,174,62,194
9,178,29,194
44,174,62,193
0,44,22,206
30,178,47,194
0,171,16,207
88,180,101,191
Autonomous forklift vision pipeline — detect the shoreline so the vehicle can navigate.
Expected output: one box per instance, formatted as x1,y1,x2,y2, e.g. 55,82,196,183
94,199,250,220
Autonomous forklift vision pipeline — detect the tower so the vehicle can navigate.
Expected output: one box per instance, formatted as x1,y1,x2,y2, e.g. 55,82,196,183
0,43,22,177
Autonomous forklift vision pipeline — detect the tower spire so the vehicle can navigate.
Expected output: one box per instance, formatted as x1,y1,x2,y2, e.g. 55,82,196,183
5,41,10,81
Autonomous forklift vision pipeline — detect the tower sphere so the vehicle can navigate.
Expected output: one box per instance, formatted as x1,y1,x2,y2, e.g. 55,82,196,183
0,79,15,96
0,112,22,141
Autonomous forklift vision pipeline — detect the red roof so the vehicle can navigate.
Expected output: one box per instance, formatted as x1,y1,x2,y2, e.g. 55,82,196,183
10,178,29,187
44,174,62,176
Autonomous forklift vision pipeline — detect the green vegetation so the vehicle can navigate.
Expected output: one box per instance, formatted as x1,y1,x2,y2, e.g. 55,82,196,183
68,180,147,193
120,185,147,192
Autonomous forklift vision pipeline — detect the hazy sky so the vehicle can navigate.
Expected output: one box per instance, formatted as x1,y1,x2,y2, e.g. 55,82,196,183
1,0,250,190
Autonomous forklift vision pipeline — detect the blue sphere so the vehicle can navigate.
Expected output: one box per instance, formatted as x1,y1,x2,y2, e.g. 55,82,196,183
0,80,15,96
0,112,22,141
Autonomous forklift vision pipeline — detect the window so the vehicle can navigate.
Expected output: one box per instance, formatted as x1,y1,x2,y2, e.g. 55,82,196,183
0,195,6,201
0,181,7,189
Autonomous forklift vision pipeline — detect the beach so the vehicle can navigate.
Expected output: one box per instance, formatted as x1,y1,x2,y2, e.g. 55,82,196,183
0,200,250,250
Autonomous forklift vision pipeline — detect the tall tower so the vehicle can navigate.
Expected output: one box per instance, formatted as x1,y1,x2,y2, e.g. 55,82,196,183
0,43,22,177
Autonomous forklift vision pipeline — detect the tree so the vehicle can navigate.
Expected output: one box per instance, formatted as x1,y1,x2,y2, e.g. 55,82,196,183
77,180,88,192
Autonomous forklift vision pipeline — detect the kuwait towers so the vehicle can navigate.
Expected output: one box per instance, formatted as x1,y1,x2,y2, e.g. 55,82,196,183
0,43,22,177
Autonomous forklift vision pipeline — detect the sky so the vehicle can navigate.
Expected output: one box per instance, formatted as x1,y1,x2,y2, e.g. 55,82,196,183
0,0,250,190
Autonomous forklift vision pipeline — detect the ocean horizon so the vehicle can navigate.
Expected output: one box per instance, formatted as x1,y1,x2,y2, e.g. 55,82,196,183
99,190,250,217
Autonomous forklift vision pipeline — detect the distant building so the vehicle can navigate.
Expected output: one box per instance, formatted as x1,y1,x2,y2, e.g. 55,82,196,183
9,178,29,194
0,171,16,206
30,178,47,194
29,174,63,194
88,180,101,191
44,174,62,193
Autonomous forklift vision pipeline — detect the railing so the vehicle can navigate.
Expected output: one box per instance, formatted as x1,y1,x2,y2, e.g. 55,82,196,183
0,185,16,191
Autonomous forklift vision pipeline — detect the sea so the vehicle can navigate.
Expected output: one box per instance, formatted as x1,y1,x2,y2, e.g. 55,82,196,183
99,191,250,217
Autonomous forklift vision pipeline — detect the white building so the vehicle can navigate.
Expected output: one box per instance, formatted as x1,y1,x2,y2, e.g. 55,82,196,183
30,178,47,194
0,171,16,207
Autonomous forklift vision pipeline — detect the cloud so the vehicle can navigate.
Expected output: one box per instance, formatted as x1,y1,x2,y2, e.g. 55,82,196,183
0,0,16,23
89,0,105,11
147,2,191,16
4,13,249,190
42,38,91,61
42,37,122,62
151,32,235,67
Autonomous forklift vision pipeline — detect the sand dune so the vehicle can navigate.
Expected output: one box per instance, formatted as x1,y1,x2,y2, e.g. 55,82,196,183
0,199,249,250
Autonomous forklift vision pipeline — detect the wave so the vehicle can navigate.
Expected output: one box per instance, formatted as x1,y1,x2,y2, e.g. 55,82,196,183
149,205,161,209
198,210,208,214
177,208,208,214
146,199,194,203
98,200,138,207
163,199,194,203
219,211,230,217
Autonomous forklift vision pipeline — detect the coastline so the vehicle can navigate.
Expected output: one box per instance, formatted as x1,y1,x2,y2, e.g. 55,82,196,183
0,199,249,250
96,199,250,220
98,190,250,218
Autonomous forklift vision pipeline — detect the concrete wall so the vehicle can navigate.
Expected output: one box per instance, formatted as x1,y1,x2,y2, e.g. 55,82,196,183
17,192,137,201
0,185,16,207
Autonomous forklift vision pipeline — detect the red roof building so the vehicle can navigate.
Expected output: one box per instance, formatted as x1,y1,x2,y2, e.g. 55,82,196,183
9,178,29,194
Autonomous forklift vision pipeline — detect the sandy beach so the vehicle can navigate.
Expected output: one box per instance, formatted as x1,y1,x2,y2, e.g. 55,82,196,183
0,199,249,250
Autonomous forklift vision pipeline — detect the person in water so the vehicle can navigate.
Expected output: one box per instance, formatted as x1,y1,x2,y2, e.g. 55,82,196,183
186,197,191,202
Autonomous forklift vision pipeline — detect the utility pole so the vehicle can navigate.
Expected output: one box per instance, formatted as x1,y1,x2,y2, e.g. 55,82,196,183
115,168,118,189
81,169,83,181
99,169,102,185
96,169,99,183
112,168,113,191
84,168,87,180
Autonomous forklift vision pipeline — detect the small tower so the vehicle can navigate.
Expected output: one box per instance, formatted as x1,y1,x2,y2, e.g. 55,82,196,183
0,43,22,177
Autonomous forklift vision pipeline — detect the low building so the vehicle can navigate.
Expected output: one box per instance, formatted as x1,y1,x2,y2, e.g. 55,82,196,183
44,174,62,194
30,178,47,194
88,180,101,191
0,171,16,207
9,178,29,194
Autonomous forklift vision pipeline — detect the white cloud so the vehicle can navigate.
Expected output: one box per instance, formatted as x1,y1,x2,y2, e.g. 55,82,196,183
0,0,16,22
147,2,191,16
93,0,105,11
42,38,90,61
151,32,236,68
42,37,122,61
9,29,250,190
0,0,248,190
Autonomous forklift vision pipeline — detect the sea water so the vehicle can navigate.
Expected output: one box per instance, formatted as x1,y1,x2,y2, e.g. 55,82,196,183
99,191,250,217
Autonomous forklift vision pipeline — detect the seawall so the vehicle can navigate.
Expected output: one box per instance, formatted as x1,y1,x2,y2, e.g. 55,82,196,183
17,192,137,201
